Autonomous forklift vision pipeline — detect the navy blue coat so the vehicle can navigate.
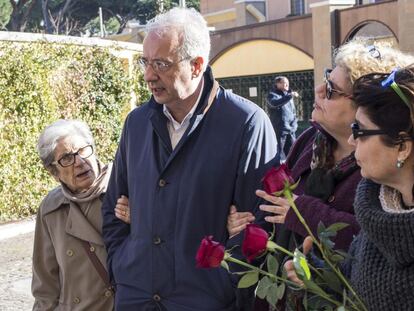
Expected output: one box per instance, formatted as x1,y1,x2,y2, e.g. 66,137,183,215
102,68,277,311
266,89,298,134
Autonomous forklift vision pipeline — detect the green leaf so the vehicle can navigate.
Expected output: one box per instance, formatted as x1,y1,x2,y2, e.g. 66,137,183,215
220,260,230,272
256,276,273,299
238,271,259,288
331,254,345,263
293,249,311,280
321,270,343,294
317,221,327,236
276,282,285,300
326,223,349,233
265,283,279,307
266,253,279,274
289,177,301,191
336,306,346,311
303,278,328,297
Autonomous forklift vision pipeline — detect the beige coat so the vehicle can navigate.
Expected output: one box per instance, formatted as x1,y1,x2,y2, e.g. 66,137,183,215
32,186,114,311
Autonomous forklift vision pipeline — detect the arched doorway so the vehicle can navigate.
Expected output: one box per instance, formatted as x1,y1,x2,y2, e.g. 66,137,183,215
345,21,398,47
211,39,314,128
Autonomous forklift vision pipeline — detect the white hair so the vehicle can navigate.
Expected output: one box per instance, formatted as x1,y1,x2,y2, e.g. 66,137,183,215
37,119,95,171
145,7,211,69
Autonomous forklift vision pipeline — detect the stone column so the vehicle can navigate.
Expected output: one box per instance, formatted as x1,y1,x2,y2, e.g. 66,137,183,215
398,0,414,53
310,0,354,85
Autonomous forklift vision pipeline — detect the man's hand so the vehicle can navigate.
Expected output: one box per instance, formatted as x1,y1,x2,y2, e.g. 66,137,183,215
291,91,300,98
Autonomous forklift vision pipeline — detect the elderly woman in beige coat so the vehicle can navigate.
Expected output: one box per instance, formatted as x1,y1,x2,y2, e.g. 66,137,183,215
32,119,130,311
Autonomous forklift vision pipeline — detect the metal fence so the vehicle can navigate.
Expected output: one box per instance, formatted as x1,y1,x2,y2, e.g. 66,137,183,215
217,70,314,133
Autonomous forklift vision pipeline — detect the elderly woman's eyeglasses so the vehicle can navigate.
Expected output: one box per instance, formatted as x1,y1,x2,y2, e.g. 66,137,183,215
324,69,353,100
351,123,386,140
138,57,191,73
52,145,94,167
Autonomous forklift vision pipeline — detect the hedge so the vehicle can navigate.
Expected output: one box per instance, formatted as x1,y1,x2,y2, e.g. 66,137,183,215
0,41,150,221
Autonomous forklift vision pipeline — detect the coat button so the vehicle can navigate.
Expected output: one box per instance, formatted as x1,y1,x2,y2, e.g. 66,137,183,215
89,246,95,252
104,289,113,297
328,195,335,203
158,179,166,187
153,294,161,302
66,249,74,257
153,237,162,245
73,297,81,304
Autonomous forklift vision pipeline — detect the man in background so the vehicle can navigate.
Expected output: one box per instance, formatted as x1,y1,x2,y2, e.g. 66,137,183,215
267,76,299,163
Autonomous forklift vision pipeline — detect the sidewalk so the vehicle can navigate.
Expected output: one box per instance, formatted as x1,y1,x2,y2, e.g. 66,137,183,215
0,218,36,311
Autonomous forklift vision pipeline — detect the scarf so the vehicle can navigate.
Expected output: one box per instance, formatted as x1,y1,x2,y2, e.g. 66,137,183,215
61,161,112,203
305,123,358,202
379,185,414,214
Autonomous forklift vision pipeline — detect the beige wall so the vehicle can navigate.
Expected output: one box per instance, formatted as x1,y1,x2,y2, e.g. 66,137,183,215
398,0,414,53
267,0,290,20
200,0,234,14
211,39,314,78
305,0,321,14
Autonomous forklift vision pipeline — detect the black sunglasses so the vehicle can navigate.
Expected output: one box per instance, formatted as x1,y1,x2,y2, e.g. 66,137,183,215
351,123,386,140
324,69,353,100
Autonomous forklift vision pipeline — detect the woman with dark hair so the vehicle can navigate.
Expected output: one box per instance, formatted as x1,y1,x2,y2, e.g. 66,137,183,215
227,40,414,310
285,65,414,310
228,40,414,252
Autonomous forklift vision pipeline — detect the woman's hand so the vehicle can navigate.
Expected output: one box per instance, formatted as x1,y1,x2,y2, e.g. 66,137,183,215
115,195,130,224
284,236,313,286
256,190,297,224
227,205,255,238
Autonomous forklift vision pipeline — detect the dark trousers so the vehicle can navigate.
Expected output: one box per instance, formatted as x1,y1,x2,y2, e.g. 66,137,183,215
276,131,296,163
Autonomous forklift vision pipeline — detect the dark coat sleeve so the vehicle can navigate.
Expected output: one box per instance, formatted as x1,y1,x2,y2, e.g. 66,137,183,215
101,116,131,281
266,91,292,110
230,109,278,215
226,109,278,311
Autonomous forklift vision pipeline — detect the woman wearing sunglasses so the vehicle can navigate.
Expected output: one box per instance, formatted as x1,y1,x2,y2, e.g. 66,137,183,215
227,40,414,310
285,65,414,311
32,119,130,310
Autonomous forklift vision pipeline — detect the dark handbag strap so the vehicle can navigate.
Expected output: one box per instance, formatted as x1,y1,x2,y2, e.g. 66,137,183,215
80,240,113,291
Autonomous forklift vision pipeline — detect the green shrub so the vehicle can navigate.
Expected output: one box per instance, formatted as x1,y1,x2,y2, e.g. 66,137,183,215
0,41,150,221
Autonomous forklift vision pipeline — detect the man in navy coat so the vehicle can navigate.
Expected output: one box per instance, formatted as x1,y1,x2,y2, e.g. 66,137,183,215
267,76,299,163
102,7,277,311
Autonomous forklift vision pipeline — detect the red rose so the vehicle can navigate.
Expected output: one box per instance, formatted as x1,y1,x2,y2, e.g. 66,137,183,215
262,164,295,195
196,236,225,268
242,224,269,262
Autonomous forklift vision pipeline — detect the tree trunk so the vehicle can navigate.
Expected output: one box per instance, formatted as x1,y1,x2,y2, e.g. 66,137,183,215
41,0,54,33
6,0,37,32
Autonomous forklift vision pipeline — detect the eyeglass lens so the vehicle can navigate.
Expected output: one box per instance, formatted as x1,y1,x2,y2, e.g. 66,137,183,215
58,145,93,167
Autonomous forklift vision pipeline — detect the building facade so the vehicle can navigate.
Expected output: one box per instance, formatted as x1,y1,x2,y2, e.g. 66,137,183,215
201,0,412,125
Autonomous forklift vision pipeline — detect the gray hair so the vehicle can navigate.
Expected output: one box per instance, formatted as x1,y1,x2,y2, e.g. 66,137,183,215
145,7,211,69
37,119,95,173
274,76,288,84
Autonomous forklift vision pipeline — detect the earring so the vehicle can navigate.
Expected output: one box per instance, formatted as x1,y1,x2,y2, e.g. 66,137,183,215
397,159,405,168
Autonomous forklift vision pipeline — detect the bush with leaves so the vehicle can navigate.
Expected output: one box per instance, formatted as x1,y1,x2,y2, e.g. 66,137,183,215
0,41,149,221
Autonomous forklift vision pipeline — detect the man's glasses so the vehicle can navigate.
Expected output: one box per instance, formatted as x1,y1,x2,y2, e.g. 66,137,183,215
138,57,191,73
52,145,94,167
351,123,386,140
324,69,353,100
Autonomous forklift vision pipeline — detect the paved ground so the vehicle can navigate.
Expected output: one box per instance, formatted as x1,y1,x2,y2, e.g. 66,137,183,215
0,219,35,311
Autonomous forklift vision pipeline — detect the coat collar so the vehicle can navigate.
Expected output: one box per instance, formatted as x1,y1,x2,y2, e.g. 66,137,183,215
41,186,104,245
148,66,220,172
65,200,104,246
